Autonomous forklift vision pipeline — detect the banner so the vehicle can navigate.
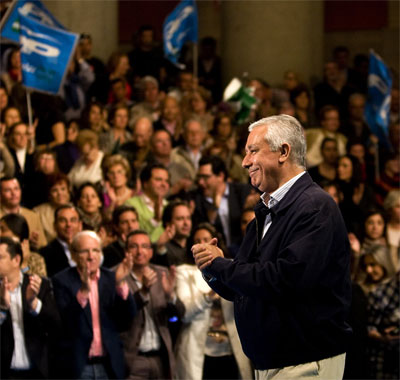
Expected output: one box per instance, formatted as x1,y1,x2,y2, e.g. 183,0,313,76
0,0,65,43
364,50,392,146
18,10,78,94
163,0,198,67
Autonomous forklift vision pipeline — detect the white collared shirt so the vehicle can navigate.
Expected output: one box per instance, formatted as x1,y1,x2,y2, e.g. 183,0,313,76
15,148,27,172
261,171,306,239
10,271,42,370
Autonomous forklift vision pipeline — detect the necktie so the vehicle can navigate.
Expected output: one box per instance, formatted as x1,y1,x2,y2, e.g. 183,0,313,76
254,202,271,245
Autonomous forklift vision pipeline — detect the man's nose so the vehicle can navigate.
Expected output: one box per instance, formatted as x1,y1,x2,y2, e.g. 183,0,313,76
242,154,250,169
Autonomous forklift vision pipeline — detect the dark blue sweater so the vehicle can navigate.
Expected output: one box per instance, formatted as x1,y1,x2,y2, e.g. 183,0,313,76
205,173,352,370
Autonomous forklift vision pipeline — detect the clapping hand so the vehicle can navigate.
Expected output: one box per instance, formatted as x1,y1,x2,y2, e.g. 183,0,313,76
0,277,11,310
161,265,176,301
115,251,134,283
26,274,42,311
192,238,224,270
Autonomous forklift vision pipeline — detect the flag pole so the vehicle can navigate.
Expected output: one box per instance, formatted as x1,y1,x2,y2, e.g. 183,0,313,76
26,89,33,129
193,42,198,83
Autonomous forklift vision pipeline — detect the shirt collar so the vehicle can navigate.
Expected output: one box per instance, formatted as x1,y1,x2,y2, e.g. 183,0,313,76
261,171,306,209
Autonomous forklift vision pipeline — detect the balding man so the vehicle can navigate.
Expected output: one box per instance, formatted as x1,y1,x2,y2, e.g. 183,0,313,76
52,231,137,379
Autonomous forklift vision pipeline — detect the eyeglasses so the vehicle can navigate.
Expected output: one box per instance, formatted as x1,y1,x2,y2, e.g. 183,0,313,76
127,244,152,251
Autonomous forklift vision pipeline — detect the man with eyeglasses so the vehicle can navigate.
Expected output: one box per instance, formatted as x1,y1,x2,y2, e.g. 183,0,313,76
120,230,185,379
52,230,136,379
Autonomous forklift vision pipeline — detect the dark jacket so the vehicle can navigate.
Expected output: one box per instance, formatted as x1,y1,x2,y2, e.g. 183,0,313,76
193,182,251,246
52,267,137,379
0,275,60,378
40,239,70,278
205,173,352,369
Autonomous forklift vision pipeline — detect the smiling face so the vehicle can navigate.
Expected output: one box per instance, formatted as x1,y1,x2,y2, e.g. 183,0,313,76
0,179,21,209
242,125,281,194
171,205,192,239
54,207,82,244
363,254,385,283
49,180,70,207
143,168,170,199
127,233,153,268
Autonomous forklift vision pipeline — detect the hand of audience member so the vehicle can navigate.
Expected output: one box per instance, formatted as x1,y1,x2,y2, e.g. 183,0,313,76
157,224,176,253
154,194,163,222
161,265,176,301
0,277,11,310
348,233,361,255
26,274,42,311
29,231,40,251
105,181,117,205
115,251,134,283
141,266,157,292
192,238,224,270
78,262,91,294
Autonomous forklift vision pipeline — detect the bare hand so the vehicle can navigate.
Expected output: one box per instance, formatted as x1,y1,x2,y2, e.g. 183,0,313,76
79,262,91,293
348,233,361,255
161,265,176,301
0,277,11,310
154,195,164,221
26,274,42,310
115,251,134,283
29,231,40,250
157,224,176,252
192,238,224,270
142,266,157,291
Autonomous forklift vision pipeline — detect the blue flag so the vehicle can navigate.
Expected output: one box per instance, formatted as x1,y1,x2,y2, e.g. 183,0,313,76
364,50,393,146
18,10,78,94
163,0,198,67
0,0,65,43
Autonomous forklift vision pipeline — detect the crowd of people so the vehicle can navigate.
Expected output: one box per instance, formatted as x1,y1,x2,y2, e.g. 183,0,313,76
0,23,399,380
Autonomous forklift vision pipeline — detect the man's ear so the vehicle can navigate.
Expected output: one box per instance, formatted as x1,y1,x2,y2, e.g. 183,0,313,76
278,143,291,163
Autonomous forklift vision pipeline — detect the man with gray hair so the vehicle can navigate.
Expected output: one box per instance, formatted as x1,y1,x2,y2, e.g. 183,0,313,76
170,116,207,181
52,230,137,379
193,115,352,379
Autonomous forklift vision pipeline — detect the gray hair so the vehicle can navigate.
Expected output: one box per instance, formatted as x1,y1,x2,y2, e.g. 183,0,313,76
383,189,400,211
248,115,306,169
183,114,207,133
71,230,102,253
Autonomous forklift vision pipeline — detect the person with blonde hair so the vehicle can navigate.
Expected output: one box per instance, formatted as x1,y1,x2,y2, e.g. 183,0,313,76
68,130,104,189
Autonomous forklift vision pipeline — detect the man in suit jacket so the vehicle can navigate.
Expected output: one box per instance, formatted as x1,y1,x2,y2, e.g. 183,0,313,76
52,230,137,379
6,122,35,205
0,237,60,379
193,155,251,248
193,115,352,379
120,230,185,379
40,204,82,277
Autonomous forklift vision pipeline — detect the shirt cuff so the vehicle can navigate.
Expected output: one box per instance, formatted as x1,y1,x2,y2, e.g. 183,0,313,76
116,282,129,300
30,299,42,315
168,293,177,304
76,290,89,308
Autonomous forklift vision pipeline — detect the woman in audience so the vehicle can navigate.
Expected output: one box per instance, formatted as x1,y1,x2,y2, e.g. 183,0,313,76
1,106,22,132
175,223,252,380
99,105,131,154
0,213,47,277
68,129,104,189
102,154,135,217
76,182,104,230
337,154,376,236
81,101,110,134
0,47,22,95
107,51,131,103
356,245,392,295
383,190,400,273
289,84,316,128
182,87,214,132
33,174,71,242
